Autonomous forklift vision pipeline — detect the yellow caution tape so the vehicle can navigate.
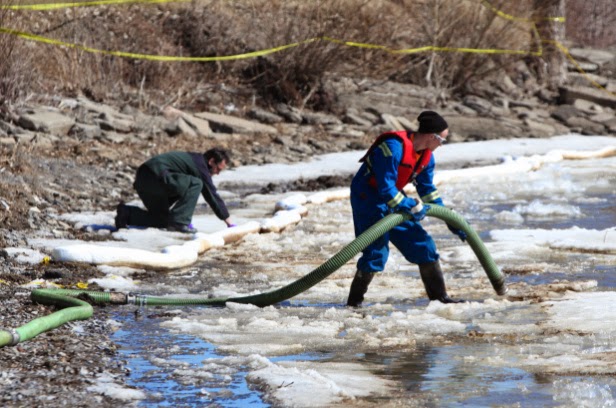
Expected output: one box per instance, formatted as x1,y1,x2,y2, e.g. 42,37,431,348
481,0,565,23
324,36,541,56
0,0,555,61
4,1,612,98
76,282,89,289
1,27,542,61
0,27,317,61
3,0,187,11
545,39,616,97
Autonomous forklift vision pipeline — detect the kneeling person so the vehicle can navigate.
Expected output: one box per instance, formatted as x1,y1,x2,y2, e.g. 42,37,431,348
115,148,235,233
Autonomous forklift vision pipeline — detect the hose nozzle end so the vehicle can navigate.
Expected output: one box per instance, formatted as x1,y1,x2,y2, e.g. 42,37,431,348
1,328,20,346
492,277,507,296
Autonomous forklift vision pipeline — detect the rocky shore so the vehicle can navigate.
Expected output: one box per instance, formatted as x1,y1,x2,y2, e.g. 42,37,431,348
1,46,615,406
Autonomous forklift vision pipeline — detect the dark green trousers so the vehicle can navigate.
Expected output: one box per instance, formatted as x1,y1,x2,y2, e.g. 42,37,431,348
125,166,203,228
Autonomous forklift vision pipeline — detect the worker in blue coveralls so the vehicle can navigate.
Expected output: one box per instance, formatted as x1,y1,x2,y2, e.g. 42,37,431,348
347,111,467,307
114,147,235,233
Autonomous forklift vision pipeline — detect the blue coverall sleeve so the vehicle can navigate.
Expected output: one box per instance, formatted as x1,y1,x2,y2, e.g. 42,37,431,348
415,155,444,206
369,138,406,207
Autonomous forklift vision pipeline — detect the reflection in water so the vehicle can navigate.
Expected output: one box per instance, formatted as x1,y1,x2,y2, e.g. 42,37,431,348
113,310,269,407
369,345,558,407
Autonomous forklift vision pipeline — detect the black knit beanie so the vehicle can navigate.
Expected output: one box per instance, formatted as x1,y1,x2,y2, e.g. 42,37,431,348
417,111,448,133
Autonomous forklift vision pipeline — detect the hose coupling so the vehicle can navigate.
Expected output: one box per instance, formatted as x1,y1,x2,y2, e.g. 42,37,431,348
126,292,147,306
3,328,20,346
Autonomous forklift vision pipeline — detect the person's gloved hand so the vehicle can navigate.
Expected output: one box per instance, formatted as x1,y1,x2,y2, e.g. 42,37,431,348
396,197,430,222
447,224,467,242
411,202,429,222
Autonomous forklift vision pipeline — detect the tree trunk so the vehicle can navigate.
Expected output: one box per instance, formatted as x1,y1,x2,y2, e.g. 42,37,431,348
532,0,567,88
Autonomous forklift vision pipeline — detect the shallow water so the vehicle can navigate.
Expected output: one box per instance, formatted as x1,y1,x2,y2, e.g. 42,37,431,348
368,345,616,408
113,310,270,407
368,345,559,407
112,156,616,407
113,300,616,407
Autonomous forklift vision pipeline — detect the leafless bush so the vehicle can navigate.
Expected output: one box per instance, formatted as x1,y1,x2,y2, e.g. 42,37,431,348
177,0,543,101
9,4,200,110
385,0,535,92
4,0,609,109
0,0,36,105
173,0,408,110
566,0,616,48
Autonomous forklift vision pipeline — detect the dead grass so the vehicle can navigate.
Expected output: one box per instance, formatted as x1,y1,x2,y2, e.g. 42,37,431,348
566,0,616,48
1,0,611,108
386,0,535,91
0,0,36,105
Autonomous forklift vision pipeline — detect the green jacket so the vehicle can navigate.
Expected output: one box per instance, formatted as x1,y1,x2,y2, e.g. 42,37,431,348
143,151,230,220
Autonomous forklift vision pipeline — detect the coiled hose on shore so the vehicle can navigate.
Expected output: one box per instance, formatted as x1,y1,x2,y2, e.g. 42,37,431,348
0,207,506,347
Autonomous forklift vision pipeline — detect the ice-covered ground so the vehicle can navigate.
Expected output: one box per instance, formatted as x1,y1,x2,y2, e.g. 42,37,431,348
9,134,616,406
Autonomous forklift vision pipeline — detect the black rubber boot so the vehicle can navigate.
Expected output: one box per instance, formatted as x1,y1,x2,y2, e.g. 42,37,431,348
167,223,198,234
114,202,130,229
418,261,465,304
346,270,375,307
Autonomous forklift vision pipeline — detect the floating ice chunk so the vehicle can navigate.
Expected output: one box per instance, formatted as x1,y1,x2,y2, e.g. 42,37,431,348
514,200,581,218
494,210,524,224
246,360,395,407
553,378,616,408
544,292,616,334
87,373,146,401
491,227,616,254
97,264,143,277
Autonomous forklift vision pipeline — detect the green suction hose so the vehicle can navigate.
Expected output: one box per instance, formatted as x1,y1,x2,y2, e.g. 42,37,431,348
0,291,93,347
0,207,505,347
142,209,414,307
229,206,506,306
0,289,131,347
426,205,506,295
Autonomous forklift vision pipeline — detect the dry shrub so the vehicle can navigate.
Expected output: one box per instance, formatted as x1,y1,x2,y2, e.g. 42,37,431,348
235,0,406,110
0,0,36,105
0,145,38,230
31,6,200,107
1,0,596,108
386,0,535,92
176,0,539,103
8,3,201,110
174,0,409,110
566,0,616,48
171,0,376,107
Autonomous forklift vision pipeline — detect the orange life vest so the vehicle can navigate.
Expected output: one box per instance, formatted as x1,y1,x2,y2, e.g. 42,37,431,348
360,131,432,190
